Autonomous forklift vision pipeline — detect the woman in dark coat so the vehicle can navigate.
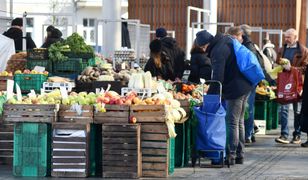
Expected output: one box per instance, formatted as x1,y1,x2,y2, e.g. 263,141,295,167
41,27,63,48
144,39,175,81
300,65,308,147
188,40,212,83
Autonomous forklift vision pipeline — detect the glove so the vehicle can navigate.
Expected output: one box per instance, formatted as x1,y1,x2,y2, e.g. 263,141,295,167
282,61,291,71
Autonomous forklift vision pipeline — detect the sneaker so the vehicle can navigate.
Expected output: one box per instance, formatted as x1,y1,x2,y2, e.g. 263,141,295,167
235,158,244,164
291,136,301,144
225,158,235,166
245,138,252,144
301,141,308,147
275,135,290,144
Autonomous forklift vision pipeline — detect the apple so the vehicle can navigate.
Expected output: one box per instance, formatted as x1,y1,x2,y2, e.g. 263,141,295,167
129,116,137,124
7,72,13,76
124,99,132,105
1,71,8,76
132,97,141,104
14,70,22,74
43,71,49,76
23,69,31,74
102,97,110,104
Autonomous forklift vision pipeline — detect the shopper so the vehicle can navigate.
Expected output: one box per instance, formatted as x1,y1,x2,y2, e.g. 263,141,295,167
263,38,277,67
3,17,36,52
188,39,212,83
275,28,308,144
155,27,185,81
300,65,308,147
199,30,253,165
41,27,63,48
144,39,175,81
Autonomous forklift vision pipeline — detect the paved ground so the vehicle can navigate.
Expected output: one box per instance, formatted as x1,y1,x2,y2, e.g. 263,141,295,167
1,111,308,179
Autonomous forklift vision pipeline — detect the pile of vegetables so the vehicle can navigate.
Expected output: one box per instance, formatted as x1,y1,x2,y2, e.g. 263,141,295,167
77,66,131,83
48,33,94,62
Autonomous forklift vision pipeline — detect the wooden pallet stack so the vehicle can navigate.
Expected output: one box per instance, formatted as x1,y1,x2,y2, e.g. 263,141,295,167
0,122,14,165
102,124,141,178
52,105,93,178
0,76,13,91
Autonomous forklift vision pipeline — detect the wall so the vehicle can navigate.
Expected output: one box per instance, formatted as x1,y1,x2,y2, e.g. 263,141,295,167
217,0,307,48
128,0,204,50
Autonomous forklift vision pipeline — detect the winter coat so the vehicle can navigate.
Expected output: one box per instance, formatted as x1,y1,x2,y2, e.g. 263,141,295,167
144,51,175,81
160,37,186,79
300,65,308,133
41,28,63,48
206,33,253,100
263,42,277,65
3,27,36,52
188,52,212,83
121,21,131,48
277,42,308,74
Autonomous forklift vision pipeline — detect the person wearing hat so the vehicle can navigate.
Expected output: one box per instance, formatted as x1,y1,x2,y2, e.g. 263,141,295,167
187,38,212,83
201,30,253,165
155,27,185,81
41,27,63,48
3,18,36,52
144,39,175,81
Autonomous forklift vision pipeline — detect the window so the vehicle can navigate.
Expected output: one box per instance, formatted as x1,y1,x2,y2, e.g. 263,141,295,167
83,18,95,27
90,30,94,42
83,30,87,40
26,18,34,28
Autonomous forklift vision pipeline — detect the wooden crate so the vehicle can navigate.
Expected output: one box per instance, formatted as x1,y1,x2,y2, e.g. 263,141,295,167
130,105,165,123
58,105,93,124
141,123,170,178
94,105,130,124
0,122,14,165
178,99,190,115
102,124,141,178
51,123,90,178
0,76,13,91
3,104,57,123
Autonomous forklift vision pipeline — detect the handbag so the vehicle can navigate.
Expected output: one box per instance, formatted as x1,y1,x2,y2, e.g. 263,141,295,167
276,68,303,104
231,38,265,86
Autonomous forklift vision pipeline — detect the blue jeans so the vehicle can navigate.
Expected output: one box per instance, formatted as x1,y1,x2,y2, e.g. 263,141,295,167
280,102,301,137
245,88,256,140
226,93,250,160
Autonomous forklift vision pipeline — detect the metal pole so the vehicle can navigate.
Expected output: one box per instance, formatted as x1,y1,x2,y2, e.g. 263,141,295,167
95,19,99,52
10,0,13,18
186,6,190,60
22,12,27,51
136,22,140,64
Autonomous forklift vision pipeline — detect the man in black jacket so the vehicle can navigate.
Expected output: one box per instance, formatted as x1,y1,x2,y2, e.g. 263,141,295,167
3,18,36,52
156,28,185,81
200,30,253,165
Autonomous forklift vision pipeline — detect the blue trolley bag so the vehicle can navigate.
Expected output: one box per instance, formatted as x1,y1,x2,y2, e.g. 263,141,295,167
193,80,226,151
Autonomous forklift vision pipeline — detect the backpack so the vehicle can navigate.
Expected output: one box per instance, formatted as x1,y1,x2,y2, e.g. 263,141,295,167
254,44,273,74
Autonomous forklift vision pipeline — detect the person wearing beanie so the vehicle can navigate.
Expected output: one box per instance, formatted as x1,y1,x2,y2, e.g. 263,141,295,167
144,39,175,81
3,17,36,52
202,29,253,165
155,27,168,39
41,27,63,48
156,27,186,81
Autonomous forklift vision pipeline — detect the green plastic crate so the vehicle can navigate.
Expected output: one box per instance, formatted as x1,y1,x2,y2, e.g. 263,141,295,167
13,123,51,177
254,100,268,120
89,124,102,177
168,138,175,175
14,74,47,93
266,101,276,130
26,59,52,72
53,58,82,74
175,123,185,167
184,118,192,166
271,101,279,129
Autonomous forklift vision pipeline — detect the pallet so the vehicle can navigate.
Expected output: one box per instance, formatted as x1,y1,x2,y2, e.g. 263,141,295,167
58,105,93,124
0,123,14,165
3,104,57,123
141,123,170,178
102,124,141,178
130,105,165,123
94,105,130,124
0,76,13,91
51,123,90,178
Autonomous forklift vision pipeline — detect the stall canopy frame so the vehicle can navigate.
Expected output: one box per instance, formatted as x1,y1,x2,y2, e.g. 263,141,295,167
251,28,283,48
149,30,176,39
94,19,141,63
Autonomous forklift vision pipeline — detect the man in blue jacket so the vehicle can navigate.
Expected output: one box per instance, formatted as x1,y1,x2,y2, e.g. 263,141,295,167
197,30,253,165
